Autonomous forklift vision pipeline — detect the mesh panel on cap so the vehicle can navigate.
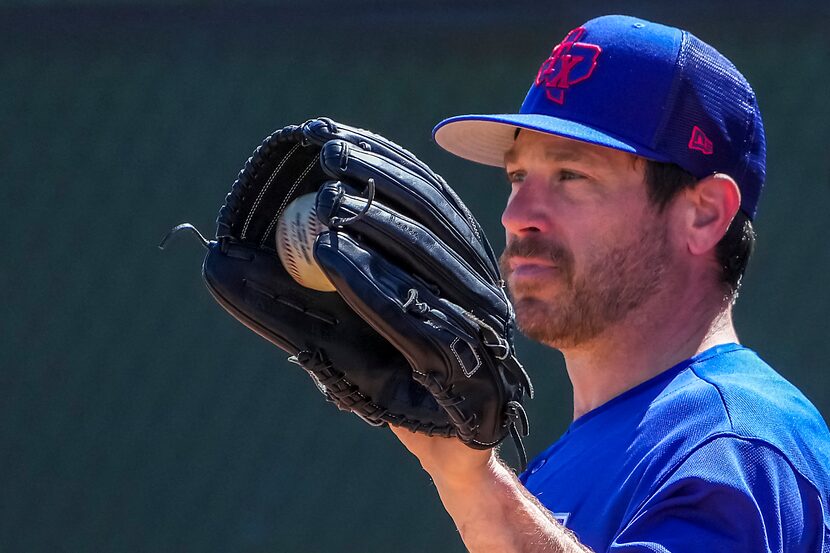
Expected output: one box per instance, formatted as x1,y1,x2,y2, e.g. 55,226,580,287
654,32,765,217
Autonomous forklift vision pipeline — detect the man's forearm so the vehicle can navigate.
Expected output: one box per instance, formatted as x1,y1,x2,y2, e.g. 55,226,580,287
430,454,591,553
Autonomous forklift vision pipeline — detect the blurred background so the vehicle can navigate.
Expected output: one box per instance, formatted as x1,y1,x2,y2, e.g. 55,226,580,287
2,0,828,551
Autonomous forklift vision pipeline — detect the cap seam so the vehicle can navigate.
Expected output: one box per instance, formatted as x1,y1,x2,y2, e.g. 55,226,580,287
650,30,689,153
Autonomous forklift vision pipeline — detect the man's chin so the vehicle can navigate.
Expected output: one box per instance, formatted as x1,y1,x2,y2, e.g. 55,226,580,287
512,297,593,349
513,298,559,336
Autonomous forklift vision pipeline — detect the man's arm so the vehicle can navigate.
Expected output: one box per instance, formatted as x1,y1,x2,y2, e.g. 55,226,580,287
390,428,591,553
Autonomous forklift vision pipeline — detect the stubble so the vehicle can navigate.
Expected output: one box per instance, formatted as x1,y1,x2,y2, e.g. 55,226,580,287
500,215,671,348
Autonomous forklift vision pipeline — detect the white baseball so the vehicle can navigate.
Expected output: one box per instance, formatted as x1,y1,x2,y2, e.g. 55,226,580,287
276,193,335,292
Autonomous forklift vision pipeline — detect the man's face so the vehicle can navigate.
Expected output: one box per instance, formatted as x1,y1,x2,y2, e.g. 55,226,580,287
499,130,673,348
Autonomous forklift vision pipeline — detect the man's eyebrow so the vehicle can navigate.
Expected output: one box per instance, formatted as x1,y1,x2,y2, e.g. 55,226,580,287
545,149,592,163
503,146,595,166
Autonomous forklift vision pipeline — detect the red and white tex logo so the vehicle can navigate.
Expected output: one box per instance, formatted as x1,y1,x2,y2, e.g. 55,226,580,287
534,27,602,105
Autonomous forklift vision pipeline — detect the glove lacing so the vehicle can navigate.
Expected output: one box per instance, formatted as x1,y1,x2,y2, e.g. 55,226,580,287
295,350,455,437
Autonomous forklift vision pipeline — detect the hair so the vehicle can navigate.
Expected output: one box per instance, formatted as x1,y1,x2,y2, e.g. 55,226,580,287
643,161,756,298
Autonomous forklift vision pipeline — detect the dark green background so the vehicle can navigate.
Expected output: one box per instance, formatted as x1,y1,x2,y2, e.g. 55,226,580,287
2,1,828,551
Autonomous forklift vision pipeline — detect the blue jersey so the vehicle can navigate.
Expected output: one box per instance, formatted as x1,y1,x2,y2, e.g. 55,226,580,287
520,343,830,552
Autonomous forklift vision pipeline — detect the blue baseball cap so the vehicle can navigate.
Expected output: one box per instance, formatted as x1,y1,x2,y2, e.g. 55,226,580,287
433,15,766,220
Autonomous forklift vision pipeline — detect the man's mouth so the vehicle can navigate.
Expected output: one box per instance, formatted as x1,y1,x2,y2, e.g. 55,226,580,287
506,256,561,279
499,237,572,285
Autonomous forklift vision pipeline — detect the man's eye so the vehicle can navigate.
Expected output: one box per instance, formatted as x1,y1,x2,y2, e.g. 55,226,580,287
507,171,525,184
560,170,584,181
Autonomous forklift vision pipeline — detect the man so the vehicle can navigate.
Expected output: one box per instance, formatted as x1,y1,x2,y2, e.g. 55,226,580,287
390,15,830,552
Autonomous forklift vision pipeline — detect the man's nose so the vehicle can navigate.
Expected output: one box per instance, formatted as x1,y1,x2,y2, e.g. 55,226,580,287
501,182,551,236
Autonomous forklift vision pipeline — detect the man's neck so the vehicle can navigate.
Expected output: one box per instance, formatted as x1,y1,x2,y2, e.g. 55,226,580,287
558,287,738,421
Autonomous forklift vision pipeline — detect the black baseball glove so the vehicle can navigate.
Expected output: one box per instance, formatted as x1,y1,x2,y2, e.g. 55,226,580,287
161,118,533,465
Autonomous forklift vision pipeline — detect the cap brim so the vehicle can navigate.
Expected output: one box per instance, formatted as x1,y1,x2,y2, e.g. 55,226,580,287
433,114,671,167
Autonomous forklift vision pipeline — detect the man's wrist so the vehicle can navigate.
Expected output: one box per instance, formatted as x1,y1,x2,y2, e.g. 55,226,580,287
429,449,508,493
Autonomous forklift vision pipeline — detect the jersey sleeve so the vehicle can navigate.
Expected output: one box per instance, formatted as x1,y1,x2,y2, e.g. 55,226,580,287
608,436,826,553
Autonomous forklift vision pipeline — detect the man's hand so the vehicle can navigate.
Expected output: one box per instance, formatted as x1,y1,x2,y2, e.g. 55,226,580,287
390,428,592,553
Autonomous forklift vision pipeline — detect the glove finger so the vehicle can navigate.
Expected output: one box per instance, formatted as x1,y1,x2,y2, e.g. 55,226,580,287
318,139,501,283
314,231,521,446
302,118,443,188
316,182,509,322
314,230,486,380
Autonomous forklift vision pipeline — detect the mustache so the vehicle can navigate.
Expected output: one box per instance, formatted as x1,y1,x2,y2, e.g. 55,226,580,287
499,236,573,273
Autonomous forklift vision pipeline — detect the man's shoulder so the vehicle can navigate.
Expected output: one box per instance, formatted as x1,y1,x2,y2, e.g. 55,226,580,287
644,344,830,496
653,344,826,443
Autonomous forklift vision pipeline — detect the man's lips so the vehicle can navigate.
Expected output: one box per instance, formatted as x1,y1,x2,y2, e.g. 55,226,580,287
506,256,560,278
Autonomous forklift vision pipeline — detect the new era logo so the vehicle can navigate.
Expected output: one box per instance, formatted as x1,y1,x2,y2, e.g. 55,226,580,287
688,126,713,155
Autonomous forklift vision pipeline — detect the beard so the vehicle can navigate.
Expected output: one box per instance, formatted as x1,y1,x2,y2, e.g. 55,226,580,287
499,213,671,349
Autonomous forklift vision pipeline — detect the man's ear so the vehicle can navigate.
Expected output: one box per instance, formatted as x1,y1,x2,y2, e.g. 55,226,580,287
683,173,741,256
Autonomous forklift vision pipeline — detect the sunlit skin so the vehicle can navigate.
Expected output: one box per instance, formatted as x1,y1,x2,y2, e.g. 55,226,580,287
500,130,673,350
498,129,739,419
391,129,742,552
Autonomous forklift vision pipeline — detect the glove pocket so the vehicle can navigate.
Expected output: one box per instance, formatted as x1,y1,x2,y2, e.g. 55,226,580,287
202,240,346,353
